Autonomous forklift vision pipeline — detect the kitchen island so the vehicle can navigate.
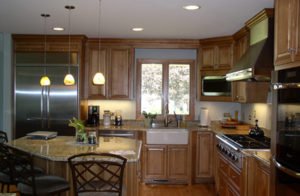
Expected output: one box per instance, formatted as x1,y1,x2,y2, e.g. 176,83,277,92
6,136,142,196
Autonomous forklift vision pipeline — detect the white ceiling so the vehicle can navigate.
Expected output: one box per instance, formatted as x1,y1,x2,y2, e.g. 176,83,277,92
0,0,274,39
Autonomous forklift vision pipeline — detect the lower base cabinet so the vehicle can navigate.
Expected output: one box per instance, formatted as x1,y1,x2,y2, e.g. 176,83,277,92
143,144,189,184
252,158,270,196
192,131,214,183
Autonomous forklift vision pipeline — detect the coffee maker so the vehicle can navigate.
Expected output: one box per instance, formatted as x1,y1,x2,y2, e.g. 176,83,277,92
86,106,99,126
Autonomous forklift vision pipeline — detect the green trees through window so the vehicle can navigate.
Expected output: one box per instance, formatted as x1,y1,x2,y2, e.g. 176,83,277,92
137,59,195,120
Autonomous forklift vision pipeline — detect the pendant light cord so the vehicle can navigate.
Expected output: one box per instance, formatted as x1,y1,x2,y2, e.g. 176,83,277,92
68,6,71,74
41,14,50,75
98,0,102,71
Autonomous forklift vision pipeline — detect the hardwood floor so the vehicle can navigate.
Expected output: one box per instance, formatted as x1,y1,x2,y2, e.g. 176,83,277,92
140,183,217,196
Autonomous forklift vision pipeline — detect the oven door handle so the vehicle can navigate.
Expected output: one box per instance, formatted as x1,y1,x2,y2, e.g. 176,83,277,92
272,82,300,90
215,134,239,151
272,157,300,179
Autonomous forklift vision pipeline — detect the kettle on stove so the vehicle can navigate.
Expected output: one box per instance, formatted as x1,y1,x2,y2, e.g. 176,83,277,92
249,119,264,138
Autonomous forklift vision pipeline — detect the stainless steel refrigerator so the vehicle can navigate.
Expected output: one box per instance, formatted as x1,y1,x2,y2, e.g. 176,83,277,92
15,53,79,138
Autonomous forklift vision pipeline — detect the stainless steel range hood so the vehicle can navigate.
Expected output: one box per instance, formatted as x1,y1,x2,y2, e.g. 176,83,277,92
226,9,274,82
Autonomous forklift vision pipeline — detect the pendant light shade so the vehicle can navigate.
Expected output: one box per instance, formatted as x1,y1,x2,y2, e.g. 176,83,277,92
64,74,75,86
92,0,105,85
64,5,75,86
40,75,51,86
92,72,105,85
40,13,51,86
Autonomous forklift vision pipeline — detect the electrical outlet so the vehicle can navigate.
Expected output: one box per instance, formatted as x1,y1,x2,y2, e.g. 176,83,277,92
248,114,252,121
253,110,256,119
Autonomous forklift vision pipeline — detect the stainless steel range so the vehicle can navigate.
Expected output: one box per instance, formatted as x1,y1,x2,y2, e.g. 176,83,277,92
216,134,271,169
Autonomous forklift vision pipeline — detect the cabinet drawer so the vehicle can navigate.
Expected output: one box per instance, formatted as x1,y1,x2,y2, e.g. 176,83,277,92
228,165,241,192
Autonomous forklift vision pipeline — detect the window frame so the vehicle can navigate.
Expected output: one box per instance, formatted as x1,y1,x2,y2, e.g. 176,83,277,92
136,59,195,120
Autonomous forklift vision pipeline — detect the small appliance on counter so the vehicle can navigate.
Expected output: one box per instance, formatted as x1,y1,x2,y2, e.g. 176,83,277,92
86,105,99,127
248,119,264,138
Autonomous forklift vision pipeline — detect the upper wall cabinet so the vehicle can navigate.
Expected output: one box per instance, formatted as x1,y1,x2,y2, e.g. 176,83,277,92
199,36,234,71
85,39,133,100
233,27,250,63
274,0,300,70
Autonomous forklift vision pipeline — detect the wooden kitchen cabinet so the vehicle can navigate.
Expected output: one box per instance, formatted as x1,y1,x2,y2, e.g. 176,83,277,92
199,36,234,71
253,159,270,196
274,0,300,70
143,145,167,180
85,39,133,99
192,131,214,183
143,144,189,184
232,81,269,103
233,27,250,63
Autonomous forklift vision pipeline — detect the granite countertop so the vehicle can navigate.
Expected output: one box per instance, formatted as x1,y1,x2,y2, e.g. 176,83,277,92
252,150,272,166
6,136,142,162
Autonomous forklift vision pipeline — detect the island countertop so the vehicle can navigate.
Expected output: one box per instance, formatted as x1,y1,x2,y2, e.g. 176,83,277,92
6,136,142,162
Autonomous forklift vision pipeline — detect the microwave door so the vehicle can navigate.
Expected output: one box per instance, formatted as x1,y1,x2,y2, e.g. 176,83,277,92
202,76,231,96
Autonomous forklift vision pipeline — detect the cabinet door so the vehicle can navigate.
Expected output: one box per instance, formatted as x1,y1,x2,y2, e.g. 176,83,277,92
201,45,216,69
195,132,214,180
254,161,270,196
274,0,294,66
143,145,167,180
167,145,189,181
219,170,228,196
108,48,133,99
232,82,246,103
275,0,300,69
217,44,233,70
234,32,249,62
87,48,108,99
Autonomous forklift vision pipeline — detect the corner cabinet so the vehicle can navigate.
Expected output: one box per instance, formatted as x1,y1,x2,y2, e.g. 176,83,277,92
199,36,234,71
143,144,190,184
192,131,214,183
85,39,133,100
274,0,300,70
233,27,250,63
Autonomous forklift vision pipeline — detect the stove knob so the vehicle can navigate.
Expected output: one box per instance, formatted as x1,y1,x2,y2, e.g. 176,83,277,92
230,153,234,158
233,156,238,161
226,150,230,155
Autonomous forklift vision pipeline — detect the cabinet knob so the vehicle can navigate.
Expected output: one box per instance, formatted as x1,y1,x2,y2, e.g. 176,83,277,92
288,48,296,53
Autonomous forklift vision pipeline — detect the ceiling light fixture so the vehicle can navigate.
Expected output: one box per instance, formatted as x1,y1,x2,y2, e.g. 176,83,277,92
53,27,64,31
183,5,200,10
40,13,51,86
132,27,144,32
92,0,105,85
64,5,76,86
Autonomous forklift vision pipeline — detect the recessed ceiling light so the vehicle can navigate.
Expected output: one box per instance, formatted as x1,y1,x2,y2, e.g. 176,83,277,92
53,27,64,31
183,5,200,10
132,27,144,32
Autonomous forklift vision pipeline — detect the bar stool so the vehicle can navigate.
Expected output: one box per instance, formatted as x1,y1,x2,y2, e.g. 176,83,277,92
0,142,13,192
0,130,8,143
9,147,70,196
68,152,127,196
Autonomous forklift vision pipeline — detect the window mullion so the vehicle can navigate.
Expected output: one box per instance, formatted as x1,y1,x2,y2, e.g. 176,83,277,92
162,62,169,115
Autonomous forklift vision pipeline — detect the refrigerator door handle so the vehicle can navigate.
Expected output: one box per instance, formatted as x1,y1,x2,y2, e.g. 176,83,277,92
272,157,300,179
272,82,300,90
46,86,50,129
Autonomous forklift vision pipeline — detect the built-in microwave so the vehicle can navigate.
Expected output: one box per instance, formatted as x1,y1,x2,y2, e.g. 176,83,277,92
201,75,231,96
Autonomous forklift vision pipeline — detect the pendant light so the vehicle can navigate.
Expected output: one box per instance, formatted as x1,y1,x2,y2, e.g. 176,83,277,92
64,5,76,86
92,0,105,85
40,13,51,86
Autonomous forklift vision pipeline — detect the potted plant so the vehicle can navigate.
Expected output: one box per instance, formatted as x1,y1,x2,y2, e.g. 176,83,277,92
68,117,87,143
142,111,157,128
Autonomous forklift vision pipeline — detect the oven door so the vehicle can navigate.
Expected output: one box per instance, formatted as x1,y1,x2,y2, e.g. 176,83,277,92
273,67,300,177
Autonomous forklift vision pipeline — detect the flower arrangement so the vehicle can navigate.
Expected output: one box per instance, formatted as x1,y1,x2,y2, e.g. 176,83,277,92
68,117,86,143
142,111,157,128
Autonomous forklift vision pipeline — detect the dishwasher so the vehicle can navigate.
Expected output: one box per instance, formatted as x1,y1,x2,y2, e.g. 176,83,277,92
99,130,136,139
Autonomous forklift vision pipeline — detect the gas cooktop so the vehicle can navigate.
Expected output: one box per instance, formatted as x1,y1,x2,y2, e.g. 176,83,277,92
223,134,270,149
